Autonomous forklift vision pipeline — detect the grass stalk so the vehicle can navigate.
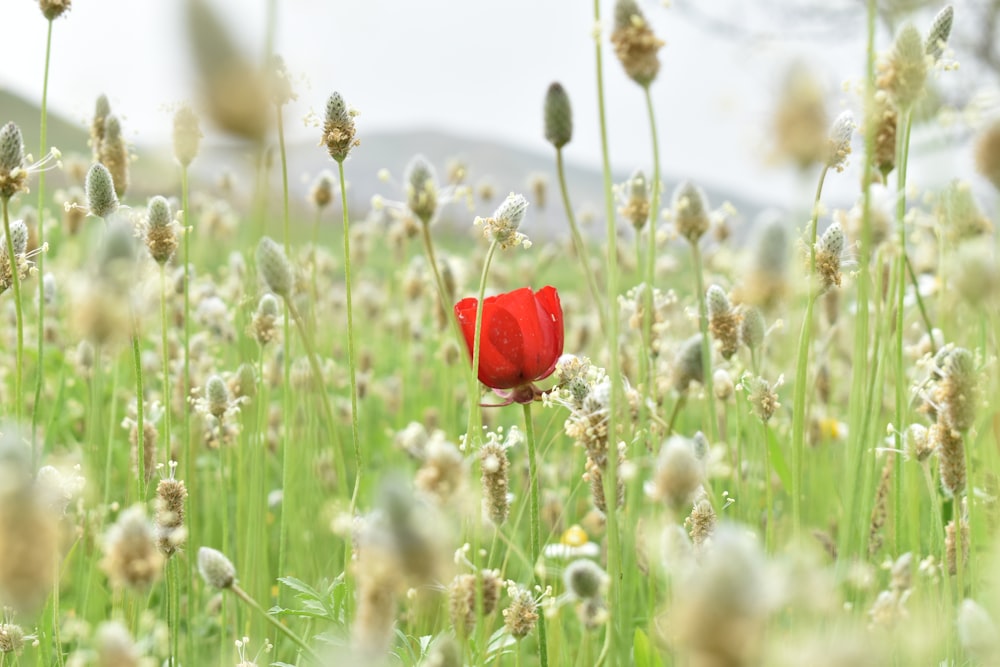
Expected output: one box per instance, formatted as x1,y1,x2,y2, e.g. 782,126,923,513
231,584,323,663
337,160,363,495
466,239,498,449
522,402,548,667
2,197,25,424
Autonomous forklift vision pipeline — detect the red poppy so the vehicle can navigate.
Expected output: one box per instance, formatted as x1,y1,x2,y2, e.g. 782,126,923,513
454,286,564,402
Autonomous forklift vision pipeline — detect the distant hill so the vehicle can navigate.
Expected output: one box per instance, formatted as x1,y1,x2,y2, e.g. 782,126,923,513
1,90,767,238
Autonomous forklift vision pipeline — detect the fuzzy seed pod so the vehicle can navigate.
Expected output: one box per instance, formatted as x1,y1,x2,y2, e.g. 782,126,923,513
688,497,716,551
477,192,530,249
706,285,740,360
172,104,202,168
871,94,898,180
256,236,293,297
205,375,230,420
816,222,845,291
564,559,608,600
98,114,129,198
91,95,110,156
448,570,502,633
0,622,25,655
197,546,236,589
905,424,934,462
652,436,704,512
744,374,780,423
713,369,734,401
611,0,664,88
405,155,439,225
480,438,510,526
503,584,539,640
671,334,704,392
879,24,928,110
309,170,335,210
975,120,1000,193
938,347,976,432
322,92,358,163
101,505,164,591
232,362,258,400
7,220,27,256
739,306,765,352
85,163,119,218
925,5,954,62
0,123,24,176
672,181,710,243
544,82,573,149
825,110,854,172
155,476,187,557
932,418,965,497
251,292,280,345
946,518,969,576
620,169,650,230
144,196,177,264
39,0,72,20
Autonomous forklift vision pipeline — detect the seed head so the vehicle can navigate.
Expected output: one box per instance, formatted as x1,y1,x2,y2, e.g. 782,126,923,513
826,110,854,172
98,114,129,198
925,5,954,62
932,418,965,497
448,569,502,633
475,192,531,249
480,437,510,526
39,0,72,20
611,0,664,88
267,54,296,106
870,93,898,180
743,373,781,423
197,546,236,589
256,236,293,297
251,292,280,345
205,375,230,420
936,181,992,241
651,436,704,512
772,62,828,169
144,196,178,264
672,181,710,243
0,123,24,176
879,24,928,110
91,94,110,154
85,163,119,218
816,222,845,291
309,170,335,210
322,92,359,162
503,583,540,640
173,104,202,168
0,621,25,655
544,82,573,149
671,334,704,392
619,169,650,230
101,505,164,591
405,154,439,225
739,306,765,351
564,559,608,600
232,363,258,400
706,285,740,360
155,471,187,557
945,518,969,575
95,621,140,667
958,599,1000,663
974,119,1000,193
937,346,976,433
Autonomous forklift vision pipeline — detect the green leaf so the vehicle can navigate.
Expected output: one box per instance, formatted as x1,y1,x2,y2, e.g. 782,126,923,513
278,576,321,600
766,426,792,491
632,628,664,667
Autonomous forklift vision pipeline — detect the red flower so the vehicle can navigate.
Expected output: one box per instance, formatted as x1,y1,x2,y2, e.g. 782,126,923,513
454,286,564,401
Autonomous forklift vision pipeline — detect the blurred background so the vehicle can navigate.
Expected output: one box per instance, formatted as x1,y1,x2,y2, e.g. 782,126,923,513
3,0,998,234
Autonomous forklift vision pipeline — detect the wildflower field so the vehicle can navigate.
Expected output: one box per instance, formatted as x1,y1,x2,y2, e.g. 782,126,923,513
2,1,1000,666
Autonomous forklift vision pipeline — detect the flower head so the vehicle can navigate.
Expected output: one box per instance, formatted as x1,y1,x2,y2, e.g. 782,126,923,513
454,286,564,401
475,192,531,249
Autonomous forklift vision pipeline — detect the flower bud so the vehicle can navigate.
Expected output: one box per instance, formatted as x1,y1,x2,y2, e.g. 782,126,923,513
672,181,710,243
8,220,28,256
197,546,236,589
205,375,229,420
85,163,119,218
0,122,24,175
925,5,954,62
544,82,573,149
322,92,358,163
255,236,293,297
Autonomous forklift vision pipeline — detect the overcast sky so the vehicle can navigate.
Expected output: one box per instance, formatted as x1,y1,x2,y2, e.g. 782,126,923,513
3,0,991,210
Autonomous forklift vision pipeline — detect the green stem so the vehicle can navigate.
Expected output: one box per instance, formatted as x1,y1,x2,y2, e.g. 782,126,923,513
555,148,606,334
131,328,145,501
593,0,623,662
32,18,54,469
466,240,498,449
522,402,548,667
337,160,363,495
690,240,719,446
2,198,25,425
277,101,294,589
159,267,171,468
789,165,829,532
905,255,936,354
179,164,195,667
642,84,661,392
231,584,323,663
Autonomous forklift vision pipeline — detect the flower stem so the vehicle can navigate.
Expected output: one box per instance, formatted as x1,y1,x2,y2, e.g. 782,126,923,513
2,197,25,425
131,325,146,501
231,584,323,663
337,160,363,497
690,239,718,447
790,165,829,532
159,266,172,470
466,239,498,447
32,18,55,469
555,148,606,335
179,164,195,667
277,101,294,589
521,402,548,667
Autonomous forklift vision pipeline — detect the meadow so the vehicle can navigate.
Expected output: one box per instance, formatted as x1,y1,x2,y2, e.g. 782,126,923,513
1,0,1000,666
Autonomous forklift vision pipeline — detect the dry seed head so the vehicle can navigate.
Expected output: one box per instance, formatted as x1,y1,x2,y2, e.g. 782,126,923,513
544,82,573,149
85,163,119,218
671,334,704,392
205,375,230,420
322,92,359,162
905,424,934,462
0,622,25,655
938,346,976,432
476,192,531,249
128,420,157,484
611,0,664,87
871,93,898,180
101,505,164,591
232,362,258,400
743,373,781,423
925,5,954,62
0,123,24,176
816,222,845,291
39,0,72,20
144,196,178,264
652,436,704,512
564,559,608,600
713,369,734,401
688,497,717,550
672,181,710,243
172,104,201,167
155,473,187,557
958,599,1000,663
706,285,740,360
448,569,502,632
255,236,293,297
879,24,928,110
619,169,650,229
414,437,467,506
932,418,966,497
252,293,280,345
868,452,895,559
739,306,766,351
91,94,110,154
309,170,335,210
405,154,439,225
197,546,236,589
975,119,1000,192
503,583,540,640
480,437,510,526
826,110,854,172
946,518,969,575
98,114,129,198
